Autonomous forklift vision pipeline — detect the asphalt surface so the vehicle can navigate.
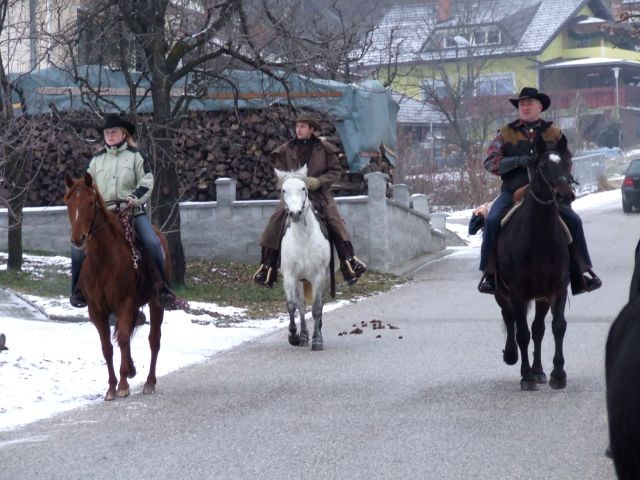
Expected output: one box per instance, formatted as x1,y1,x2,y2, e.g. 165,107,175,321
0,193,631,480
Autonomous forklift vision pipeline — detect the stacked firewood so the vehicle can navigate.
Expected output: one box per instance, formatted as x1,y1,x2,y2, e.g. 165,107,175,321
17,108,393,207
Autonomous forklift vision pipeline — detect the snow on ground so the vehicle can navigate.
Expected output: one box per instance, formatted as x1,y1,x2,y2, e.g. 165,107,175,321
0,189,622,433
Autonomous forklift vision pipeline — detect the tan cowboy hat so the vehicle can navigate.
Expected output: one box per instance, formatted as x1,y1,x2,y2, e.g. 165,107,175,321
509,87,551,112
294,113,321,130
101,113,136,135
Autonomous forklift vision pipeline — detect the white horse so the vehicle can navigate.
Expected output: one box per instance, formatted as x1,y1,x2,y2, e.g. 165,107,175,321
276,165,331,351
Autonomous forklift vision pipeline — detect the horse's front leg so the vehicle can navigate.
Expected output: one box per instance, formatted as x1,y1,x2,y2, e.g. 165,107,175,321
310,289,324,351
285,277,301,346
90,309,117,401
496,293,517,365
531,301,550,384
549,292,568,389
297,281,309,347
512,298,537,391
144,303,164,395
114,305,137,398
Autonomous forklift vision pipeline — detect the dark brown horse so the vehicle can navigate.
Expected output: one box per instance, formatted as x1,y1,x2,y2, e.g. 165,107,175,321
64,173,170,401
495,136,575,391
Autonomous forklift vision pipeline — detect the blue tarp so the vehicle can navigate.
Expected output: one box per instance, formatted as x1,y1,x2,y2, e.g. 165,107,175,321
11,66,398,171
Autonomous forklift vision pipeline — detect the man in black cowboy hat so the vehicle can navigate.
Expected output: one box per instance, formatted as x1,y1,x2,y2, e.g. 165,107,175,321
477,87,601,295
253,113,367,287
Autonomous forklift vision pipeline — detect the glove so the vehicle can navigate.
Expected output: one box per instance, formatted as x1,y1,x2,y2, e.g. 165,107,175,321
306,177,322,191
515,155,532,168
497,155,532,175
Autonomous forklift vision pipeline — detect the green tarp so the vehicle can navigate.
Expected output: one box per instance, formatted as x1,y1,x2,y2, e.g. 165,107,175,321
11,66,398,171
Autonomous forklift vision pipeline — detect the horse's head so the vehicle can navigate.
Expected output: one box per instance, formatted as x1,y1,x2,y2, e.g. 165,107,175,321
276,165,310,224
64,173,100,248
531,135,575,206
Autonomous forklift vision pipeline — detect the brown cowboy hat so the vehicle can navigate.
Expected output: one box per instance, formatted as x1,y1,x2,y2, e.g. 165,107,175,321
509,87,551,112
294,113,321,130
101,113,136,135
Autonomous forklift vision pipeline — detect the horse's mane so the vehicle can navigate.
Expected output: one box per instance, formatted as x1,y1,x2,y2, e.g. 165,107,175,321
65,178,121,233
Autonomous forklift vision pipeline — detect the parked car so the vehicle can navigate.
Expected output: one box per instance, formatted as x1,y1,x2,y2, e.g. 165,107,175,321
622,158,640,213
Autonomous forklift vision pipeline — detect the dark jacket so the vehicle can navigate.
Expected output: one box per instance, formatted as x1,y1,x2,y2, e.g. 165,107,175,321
260,135,351,249
485,119,572,191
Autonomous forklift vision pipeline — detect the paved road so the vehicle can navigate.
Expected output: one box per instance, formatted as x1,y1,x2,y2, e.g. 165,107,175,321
0,194,632,479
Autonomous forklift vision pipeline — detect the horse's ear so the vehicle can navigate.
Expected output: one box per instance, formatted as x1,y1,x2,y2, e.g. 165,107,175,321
84,173,93,188
64,173,74,190
296,165,308,178
534,130,546,155
556,135,567,152
274,168,286,184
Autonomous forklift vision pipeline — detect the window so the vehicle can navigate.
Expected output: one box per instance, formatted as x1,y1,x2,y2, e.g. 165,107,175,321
421,78,448,100
475,73,515,96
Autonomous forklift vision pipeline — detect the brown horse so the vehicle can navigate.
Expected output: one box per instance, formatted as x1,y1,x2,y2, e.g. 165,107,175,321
64,173,170,401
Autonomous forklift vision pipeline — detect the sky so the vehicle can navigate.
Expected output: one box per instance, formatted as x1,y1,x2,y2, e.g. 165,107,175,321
0,189,622,434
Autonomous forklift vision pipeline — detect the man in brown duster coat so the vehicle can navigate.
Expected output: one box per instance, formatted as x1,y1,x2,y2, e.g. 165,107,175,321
253,114,367,287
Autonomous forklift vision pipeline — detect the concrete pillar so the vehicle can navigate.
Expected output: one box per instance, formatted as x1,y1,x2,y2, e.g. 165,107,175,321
365,172,389,271
215,177,237,220
392,183,411,208
411,194,430,219
431,213,446,232
215,177,237,207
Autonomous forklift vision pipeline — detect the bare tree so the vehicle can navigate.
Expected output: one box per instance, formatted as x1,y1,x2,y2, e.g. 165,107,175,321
36,0,382,285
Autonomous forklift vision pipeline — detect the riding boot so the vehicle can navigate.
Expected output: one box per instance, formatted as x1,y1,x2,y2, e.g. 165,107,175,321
335,241,367,285
253,246,279,288
69,247,87,308
478,251,497,294
152,258,176,308
569,243,602,295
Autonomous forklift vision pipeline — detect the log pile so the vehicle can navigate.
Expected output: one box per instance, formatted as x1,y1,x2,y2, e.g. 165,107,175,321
15,108,394,207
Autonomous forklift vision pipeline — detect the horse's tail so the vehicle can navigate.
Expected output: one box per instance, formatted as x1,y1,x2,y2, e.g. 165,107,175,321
302,279,313,305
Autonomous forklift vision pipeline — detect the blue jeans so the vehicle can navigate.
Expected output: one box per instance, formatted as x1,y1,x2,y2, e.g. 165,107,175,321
71,214,166,293
479,190,593,271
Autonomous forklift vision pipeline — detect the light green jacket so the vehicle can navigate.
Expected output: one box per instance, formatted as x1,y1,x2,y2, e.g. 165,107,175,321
87,143,154,215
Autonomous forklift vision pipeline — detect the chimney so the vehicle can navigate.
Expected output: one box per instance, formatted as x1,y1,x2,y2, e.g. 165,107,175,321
438,0,452,22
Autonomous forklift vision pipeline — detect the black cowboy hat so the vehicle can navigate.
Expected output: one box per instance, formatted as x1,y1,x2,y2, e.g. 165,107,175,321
509,87,551,112
294,113,321,130
101,114,136,135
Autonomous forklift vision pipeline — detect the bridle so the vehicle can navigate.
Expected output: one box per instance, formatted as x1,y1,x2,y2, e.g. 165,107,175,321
283,182,310,227
526,152,574,207
68,186,109,244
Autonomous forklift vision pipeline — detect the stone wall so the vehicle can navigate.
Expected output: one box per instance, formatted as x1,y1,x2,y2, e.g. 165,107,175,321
0,173,446,272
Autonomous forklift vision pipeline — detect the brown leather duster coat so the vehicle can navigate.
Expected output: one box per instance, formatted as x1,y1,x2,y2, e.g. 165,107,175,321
259,135,351,250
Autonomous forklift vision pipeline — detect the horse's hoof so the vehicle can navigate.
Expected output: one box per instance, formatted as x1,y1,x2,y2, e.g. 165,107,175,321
503,348,518,365
532,372,547,384
116,388,130,398
311,342,324,351
288,334,300,346
520,379,539,391
143,383,156,395
549,375,567,390
104,390,116,401
128,367,137,379
299,340,309,347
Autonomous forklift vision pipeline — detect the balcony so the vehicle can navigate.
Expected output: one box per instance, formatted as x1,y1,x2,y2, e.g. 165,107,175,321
545,86,640,110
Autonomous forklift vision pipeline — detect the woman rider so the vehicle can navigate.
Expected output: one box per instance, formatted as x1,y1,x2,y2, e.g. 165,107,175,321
69,114,176,308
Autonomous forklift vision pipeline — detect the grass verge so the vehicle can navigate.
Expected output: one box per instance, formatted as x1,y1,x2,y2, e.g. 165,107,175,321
0,253,405,319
